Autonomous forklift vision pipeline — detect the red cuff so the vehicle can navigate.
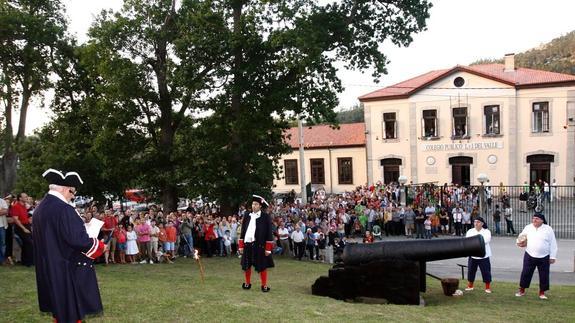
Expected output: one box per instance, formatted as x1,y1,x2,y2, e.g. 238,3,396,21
84,239,105,259
265,241,274,252
238,239,244,249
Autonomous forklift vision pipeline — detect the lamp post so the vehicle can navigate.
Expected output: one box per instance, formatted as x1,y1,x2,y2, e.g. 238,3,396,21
477,173,489,218
398,175,408,206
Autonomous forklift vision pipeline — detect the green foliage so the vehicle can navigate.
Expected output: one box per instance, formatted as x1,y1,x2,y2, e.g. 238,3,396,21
336,104,364,124
471,30,575,75
18,0,432,211
0,0,69,195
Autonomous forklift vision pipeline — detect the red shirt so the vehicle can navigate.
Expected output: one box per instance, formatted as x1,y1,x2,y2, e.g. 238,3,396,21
10,202,29,225
165,226,177,242
103,215,118,231
114,229,127,243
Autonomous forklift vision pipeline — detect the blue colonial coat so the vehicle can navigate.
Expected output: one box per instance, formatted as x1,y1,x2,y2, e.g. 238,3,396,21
33,193,103,322
239,211,275,272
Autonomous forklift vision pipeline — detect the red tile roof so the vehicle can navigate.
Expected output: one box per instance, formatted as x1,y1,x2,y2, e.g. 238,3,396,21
359,64,575,102
284,123,365,149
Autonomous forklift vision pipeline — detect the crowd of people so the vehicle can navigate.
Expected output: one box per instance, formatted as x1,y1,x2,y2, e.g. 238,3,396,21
0,178,561,305
0,180,556,267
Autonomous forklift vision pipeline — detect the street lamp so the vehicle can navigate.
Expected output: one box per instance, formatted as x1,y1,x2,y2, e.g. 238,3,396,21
398,175,408,206
477,173,489,217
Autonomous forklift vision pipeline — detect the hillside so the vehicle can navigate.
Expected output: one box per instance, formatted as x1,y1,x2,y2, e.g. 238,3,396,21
471,30,575,75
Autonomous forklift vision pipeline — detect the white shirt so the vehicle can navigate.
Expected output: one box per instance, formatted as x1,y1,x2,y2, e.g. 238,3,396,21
150,226,160,242
466,227,492,259
278,227,289,240
452,208,462,222
520,223,558,259
244,211,261,243
291,230,304,243
0,198,8,229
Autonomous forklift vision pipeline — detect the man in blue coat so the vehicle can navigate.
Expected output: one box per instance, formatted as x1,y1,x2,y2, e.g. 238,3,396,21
33,169,105,323
239,195,275,292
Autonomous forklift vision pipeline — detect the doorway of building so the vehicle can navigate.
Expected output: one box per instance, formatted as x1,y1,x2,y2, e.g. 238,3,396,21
381,158,402,184
449,156,473,186
527,154,553,187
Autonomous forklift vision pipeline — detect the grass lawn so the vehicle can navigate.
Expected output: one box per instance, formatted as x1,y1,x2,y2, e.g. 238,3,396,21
1,257,574,322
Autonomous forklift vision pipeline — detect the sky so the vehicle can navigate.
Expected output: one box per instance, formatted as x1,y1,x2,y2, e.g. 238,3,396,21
23,0,575,133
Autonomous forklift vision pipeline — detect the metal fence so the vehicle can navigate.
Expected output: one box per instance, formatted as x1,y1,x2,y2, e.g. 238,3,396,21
410,185,575,239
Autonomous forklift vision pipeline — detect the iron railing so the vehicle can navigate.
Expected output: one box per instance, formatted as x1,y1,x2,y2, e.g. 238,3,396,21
407,185,575,239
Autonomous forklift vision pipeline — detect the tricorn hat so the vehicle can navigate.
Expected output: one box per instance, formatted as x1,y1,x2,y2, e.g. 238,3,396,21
252,194,269,208
42,169,84,187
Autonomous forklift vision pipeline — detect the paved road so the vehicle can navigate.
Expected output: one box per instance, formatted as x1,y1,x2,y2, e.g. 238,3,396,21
427,236,575,285
362,235,575,285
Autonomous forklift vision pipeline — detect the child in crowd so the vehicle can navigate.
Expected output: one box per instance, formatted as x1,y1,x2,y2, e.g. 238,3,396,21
114,223,127,264
223,230,232,257
424,216,432,239
125,224,139,263
156,245,174,264
165,221,177,260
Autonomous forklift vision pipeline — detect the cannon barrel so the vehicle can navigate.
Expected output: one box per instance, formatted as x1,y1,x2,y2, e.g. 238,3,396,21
342,235,485,265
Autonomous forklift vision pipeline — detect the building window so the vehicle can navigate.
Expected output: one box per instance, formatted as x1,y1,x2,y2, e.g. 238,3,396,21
532,102,549,133
484,105,500,135
383,112,397,139
381,158,402,184
452,107,468,138
337,158,353,185
422,109,437,138
284,159,298,185
310,158,325,184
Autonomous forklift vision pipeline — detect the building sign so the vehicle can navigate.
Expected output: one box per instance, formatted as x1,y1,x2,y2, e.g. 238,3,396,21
421,141,503,152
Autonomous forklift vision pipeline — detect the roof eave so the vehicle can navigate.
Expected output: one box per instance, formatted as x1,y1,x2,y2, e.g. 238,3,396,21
516,80,575,90
289,144,366,150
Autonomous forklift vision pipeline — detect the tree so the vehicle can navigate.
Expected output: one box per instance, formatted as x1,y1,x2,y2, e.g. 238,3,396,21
17,41,146,202
186,0,432,213
80,0,234,211
34,0,430,212
0,0,69,195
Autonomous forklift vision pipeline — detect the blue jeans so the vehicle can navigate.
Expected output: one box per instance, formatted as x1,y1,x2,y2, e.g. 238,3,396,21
494,222,501,235
182,233,194,256
0,227,5,263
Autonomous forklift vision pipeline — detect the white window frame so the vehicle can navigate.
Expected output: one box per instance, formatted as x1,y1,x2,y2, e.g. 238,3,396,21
421,109,438,138
452,107,469,138
383,112,397,139
532,102,549,133
484,105,501,135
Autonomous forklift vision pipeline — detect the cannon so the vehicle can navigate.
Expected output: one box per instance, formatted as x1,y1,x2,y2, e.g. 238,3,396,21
311,235,485,305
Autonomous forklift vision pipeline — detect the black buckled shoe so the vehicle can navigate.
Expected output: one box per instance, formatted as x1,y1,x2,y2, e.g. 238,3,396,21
261,285,270,292
242,283,252,290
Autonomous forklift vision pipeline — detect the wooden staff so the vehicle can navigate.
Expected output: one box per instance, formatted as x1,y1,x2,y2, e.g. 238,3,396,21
194,249,205,283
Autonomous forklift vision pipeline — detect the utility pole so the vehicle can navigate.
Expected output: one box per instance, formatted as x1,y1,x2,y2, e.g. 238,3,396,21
298,117,307,204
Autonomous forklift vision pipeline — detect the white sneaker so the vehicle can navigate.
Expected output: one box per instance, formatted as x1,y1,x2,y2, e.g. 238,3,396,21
539,293,548,300
515,291,525,297
485,289,492,294
149,260,154,264
139,260,147,264
465,287,474,291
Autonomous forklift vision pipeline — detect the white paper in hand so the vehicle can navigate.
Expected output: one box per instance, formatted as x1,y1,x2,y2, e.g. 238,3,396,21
85,218,104,238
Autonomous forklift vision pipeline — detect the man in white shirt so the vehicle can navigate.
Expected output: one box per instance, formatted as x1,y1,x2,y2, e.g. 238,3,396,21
515,213,558,299
290,226,305,260
277,223,290,256
464,217,492,293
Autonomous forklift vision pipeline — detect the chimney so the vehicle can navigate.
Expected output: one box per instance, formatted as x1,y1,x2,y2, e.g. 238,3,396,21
504,53,515,72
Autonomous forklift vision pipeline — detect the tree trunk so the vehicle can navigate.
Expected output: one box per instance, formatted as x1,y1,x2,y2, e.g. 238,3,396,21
162,183,178,212
0,150,18,196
